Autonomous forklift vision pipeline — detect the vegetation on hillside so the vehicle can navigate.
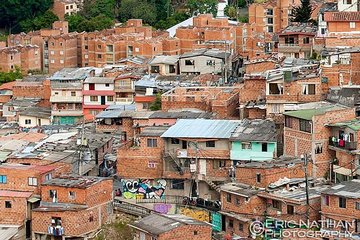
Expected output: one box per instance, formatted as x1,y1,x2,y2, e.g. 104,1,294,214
292,0,312,23
0,66,22,84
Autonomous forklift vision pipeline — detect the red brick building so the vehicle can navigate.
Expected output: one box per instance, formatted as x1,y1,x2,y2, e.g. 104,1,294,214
0,45,41,74
32,175,113,239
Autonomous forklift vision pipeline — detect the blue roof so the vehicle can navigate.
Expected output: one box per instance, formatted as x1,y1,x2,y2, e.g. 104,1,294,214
161,119,241,139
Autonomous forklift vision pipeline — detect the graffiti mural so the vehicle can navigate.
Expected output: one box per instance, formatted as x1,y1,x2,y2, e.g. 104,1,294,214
153,203,175,214
121,179,167,199
178,206,210,222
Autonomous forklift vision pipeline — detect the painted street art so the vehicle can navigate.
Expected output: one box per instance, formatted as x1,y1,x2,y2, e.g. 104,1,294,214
153,203,175,214
178,206,210,222
121,179,167,199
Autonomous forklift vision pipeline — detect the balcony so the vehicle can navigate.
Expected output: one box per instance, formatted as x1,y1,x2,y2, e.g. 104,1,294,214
114,86,134,92
115,98,133,103
278,43,301,53
48,226,64,236
329,137,357,151
50,95,82,103
51,109,83,116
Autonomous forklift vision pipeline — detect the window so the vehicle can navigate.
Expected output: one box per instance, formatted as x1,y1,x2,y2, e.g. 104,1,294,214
0,175,7,184
339,197,347,208
148,161,156,168
105,83,110,87
50,59,55,64
45,173,52,181
107,96,113,101
350,22,356,29
97,54,102,59
267,26,274,33
228,219,234,228
241,143,252,149
299,120,312,133
323,195,330,206
25,119,32,125
269,83,283,94
106,45,113,52
169,65,176,73
256,173,261,183
60,51,64,55
302,84,316,95
60,59,64,64
206,60,215,66
28,177,38,186
71,91,76,96
147,138,157,148
321,28,326,35
287,205,295,215
344,0,352,4
267,18,273,24
239,223,244,232
272,200,281,210
150,66,160,73
315,143,323,154
5,201,11,208
226,193,231,202
185,59,194,65
171,179,184,189
50,50,54,55
266,8,273,15
285,116,293,128
303,37,310,44
194,231,198,235
356,202,360,210
69,191,76,199
206,141,215,148
97,45,102,49
49,190,58,202
235,197,240,205
213,160,226,169
261,143,268,152
90,96,98,102
171,138,180,144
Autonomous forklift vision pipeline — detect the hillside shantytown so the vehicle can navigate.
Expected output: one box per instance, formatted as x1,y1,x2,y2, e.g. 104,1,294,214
1,0,360,239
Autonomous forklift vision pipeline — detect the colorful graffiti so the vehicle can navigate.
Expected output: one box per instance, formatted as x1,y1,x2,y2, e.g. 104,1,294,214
153,203,175,214
178,206,210,222
121,179,167,199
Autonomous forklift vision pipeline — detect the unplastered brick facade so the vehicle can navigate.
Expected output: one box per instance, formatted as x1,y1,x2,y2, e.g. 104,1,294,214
284,107,355,177
32,176,113,238
12,79,51,100
0,45,41,74
161,87,240,119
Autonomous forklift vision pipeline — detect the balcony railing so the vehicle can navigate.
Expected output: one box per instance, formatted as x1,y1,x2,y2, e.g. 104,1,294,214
329,137,357,151
50,95,82,103
48,226,64,236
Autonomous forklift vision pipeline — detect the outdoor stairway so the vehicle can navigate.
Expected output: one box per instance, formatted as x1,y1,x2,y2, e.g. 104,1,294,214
165,151,184,175
204,176,221,193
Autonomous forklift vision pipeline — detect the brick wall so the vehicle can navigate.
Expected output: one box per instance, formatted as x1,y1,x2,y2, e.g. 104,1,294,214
0,196,28,225
158,224,212,240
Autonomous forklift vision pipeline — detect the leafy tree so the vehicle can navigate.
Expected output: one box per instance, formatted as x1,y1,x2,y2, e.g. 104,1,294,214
0,0,53,33
80,0,116,19
118,0,157,25
292,0,312,23
238,16,249,23
224,5,237,20
149,93,162,111
0,66,22,84
20,10,59,33
187,0,218,16
65,14,114,32
154,11,189,29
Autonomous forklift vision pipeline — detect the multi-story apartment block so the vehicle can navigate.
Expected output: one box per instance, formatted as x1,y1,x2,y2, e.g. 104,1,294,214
32,175,113,239
83,77,115,120
0,45,41,74
50,68,94,124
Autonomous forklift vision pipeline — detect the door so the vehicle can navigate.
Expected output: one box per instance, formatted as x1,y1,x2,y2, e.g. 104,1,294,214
182,140,187,149
38,119,41,126
101,96,106,105
199,159,206,175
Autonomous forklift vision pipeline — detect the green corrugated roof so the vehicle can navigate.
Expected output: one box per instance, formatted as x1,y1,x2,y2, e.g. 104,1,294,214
283,105,346,121
328,119,360,131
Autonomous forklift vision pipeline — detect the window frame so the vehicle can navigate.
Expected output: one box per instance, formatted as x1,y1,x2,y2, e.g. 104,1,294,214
28,177,38,186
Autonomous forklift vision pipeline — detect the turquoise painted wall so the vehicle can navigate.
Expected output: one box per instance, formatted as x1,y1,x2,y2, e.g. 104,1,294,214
230,141,276,161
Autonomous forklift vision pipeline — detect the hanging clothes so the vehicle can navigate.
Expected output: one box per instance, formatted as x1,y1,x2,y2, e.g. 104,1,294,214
339,139,345,147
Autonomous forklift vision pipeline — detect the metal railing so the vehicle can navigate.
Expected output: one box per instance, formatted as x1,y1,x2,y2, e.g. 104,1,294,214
329,137,357,150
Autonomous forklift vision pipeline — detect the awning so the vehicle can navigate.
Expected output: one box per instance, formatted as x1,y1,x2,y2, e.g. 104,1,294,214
27,196,40,203
333,165,352,176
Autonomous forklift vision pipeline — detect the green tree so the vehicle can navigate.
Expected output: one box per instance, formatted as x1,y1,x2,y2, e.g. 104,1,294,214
65,14,114,32
154,11,189,29
118,0,157,25
0,66,22,84
80,0,116,19
0,0,53,33
292,0,312,23
20,10,59,33
149,93,162,111
187,0,218,16
224,5,237,19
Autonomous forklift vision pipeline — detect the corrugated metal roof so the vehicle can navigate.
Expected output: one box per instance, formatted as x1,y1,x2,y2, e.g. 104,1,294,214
161,119,241,139
283,104,347,120
323,179,360,198
230,119,277,142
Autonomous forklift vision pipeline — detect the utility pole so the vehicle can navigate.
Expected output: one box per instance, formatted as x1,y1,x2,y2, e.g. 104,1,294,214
224,41,228,84
189,141,199,198
302,154,310,222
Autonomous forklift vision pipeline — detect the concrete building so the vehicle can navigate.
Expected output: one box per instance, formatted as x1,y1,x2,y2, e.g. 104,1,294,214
83,77,115,120
179,49,230,75
18,107,51,128
114,75,138,105
148,55,179,75
53,0,82,20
